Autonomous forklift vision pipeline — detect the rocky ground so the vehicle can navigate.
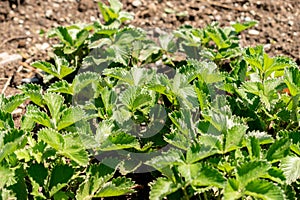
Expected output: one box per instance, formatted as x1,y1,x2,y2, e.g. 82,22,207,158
0,0,299,96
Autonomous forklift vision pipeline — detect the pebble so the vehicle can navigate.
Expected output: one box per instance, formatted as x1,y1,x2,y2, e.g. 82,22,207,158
35,43,50,51
132,0,142,7
0,53,22,66
264,44,271,51
45,10,53,19
244,16,252,21
248,29,260,35
288,21,294,26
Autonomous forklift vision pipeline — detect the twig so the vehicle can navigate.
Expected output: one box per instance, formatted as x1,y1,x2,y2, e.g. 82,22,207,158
1,65,23,95
1,76,13,94
202,0,246,12
19,61,44,77
0,35,32,49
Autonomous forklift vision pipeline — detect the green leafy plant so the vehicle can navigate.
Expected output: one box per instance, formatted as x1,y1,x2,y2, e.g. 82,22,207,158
0,0,299,199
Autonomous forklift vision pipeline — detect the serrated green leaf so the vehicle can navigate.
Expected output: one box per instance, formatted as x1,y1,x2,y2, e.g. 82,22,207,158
244,179,285,200
284,67,300,96
54,26,73,46
0,110,14,130
38,128,64,150
224,125,247,152
149,177,180,200
94,177,135,197
224,178,241,200
32,61,59,77
27,163,48,186
57,107,85,130
232,21,257,33
120,86,152,112
62,134,89,166
191,164,226,188
98,1,118,24
26,105,52,128
74,29,89,48
19,84,43,106
206,25,231,49
7,167,27,200
2,94,27,113
44,92,64,123
237,161,271,187
145,149,184,171
49,165,74,197
76,164,115,200
72,72,100,95
47,80,73,95
0,131,27,163
246,136,261,160
266,138,290,162
100,132,140,151
280,156,300,184
186,143,217,163
0,166,15,189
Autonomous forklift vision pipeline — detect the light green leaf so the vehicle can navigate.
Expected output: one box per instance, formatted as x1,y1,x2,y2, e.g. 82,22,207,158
19,84,43,107
232,21,257,33
224,125,247,152
284,67,300,96
62,134,89,166
237,161,271,187
266,138,290,162
186,143,217,163
244,179,285,200
54,26,73,46
57,107,86,131
1,94,27,113
246,136,261,160
100,132,140,151
0,130,27,163
72,72,100,95
191,164,226,188
95,177,135,197
48,80,73,95
25,105,52,128
280,156,300,184
43,92,64,123
74,29,89,48
224,178,241,200
145,149,184,171
0,110,14,130
38,128,64,151
149,177,180,200
0,166,15,189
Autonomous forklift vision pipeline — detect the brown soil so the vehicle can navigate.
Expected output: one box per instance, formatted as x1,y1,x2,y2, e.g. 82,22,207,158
0,0,299,95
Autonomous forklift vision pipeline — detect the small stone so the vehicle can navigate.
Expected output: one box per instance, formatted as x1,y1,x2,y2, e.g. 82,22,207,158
132,0,142,7
215,15,221,21
90,16,96,21
288,21,294,26
244,16,252,21
35,43,50,51
248,29,260,35
45,10,53,19
0,53,22,66
264,44,271,51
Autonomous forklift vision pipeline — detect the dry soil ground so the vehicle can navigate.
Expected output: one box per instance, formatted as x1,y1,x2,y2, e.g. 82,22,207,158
0,0,299,95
